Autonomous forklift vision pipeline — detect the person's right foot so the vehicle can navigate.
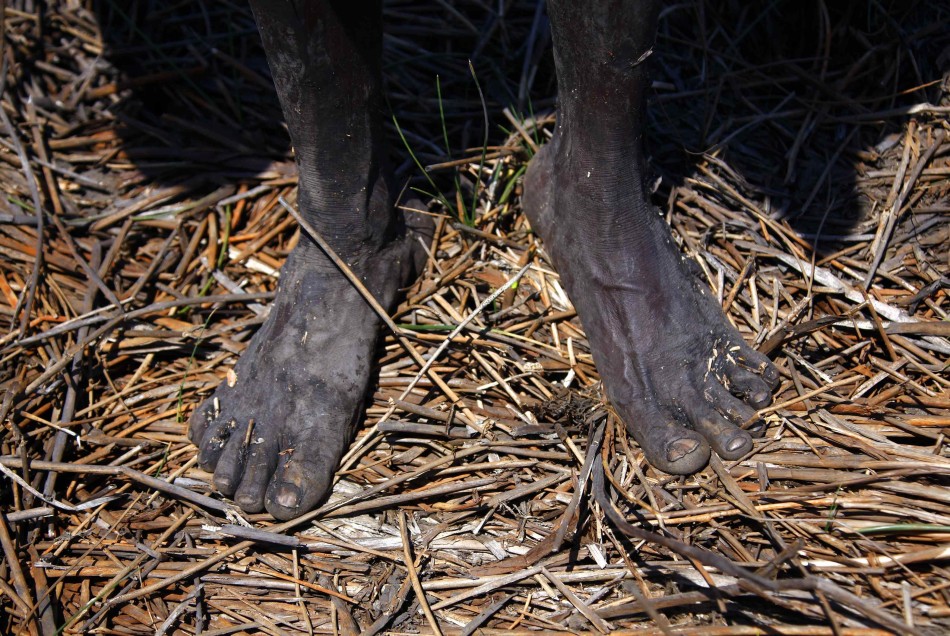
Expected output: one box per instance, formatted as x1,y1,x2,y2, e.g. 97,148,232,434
523,131,779,474
188,219,425,520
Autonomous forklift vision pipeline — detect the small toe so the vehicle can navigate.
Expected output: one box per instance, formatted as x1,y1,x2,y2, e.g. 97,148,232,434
758,360,781,389
234,432,280,513
188,397,221,444
197,416,240,471
212,435,246,497
682,400,752,460
724,367,773,408
737,349,780,389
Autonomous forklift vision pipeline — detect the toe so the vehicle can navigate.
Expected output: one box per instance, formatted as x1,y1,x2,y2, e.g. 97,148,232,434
658,430,710,474
724,367,773,408
686,402,753,460
265,452,338,521
706,383,767,438
212,425,248,497
188,396,221,444
234,431,280,513
736,348,780,389
761,361,781,389
197,416,241,471
625,406,711,475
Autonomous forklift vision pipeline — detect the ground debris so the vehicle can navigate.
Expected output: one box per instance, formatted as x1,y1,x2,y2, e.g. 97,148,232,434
1,1,948,634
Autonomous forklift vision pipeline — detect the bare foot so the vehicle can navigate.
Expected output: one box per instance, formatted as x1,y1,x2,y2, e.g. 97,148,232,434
188,218,426,520
523,133,779,474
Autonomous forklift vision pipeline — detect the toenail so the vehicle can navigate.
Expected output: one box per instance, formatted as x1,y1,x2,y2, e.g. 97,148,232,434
275,484,301,509
668,437,700,462
724,435,747,453
234,495,261,512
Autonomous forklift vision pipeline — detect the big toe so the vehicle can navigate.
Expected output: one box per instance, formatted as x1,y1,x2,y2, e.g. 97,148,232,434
265,454,338,521
630,413,711,475
660,435,711,474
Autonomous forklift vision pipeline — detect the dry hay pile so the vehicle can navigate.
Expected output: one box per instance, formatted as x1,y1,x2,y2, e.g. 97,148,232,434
1,1,948,634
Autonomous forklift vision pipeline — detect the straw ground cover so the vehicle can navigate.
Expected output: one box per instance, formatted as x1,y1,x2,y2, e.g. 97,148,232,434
1,1,948,633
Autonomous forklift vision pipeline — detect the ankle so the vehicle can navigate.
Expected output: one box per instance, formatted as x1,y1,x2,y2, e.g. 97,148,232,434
294,175,399,260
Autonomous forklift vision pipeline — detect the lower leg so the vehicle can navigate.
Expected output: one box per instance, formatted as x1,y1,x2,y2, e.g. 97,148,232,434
524,0,779,474
548,0,657,172
189,0,426,519
251,0,395,256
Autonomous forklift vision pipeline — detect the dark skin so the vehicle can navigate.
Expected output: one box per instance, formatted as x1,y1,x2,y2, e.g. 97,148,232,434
188,0,779,520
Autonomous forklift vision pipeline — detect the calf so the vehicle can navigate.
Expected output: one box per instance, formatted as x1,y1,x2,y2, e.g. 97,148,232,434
188,0,779,520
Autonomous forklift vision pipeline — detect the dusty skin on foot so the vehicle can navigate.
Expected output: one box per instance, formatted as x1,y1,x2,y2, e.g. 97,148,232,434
189,0,779,520
523,132,779,475
188,230,423,521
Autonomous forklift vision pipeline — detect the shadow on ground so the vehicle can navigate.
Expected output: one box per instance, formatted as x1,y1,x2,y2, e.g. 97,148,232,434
85,0,949,260
644,0,947,256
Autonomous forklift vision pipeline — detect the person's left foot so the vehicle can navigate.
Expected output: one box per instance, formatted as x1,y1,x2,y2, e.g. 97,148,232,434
522,130,780,474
